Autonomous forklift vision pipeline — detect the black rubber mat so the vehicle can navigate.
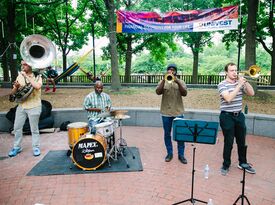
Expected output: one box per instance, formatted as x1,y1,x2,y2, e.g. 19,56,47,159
27,147,143,176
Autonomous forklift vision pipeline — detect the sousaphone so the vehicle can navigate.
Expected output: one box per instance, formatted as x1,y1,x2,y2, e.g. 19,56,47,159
9,35,56,103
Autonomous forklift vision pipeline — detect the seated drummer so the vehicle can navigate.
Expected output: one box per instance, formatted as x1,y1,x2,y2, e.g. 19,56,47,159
83,81,112,134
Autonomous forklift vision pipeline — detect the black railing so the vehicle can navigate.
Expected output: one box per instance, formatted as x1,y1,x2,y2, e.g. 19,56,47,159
52,74,271,86
0,75,271,86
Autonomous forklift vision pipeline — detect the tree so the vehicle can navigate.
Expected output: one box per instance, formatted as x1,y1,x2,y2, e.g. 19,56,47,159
103,0,121,90
256,0,274,85
35,0,91,72
222,0,274,85
245,0,258,69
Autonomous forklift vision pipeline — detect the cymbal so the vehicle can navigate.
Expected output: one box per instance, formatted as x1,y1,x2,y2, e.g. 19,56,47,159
110,110,128,117
98,112,111,118
115,114,130,120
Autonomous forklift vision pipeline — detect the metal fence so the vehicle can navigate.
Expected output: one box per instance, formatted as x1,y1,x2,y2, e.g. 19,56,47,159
51,74,271,86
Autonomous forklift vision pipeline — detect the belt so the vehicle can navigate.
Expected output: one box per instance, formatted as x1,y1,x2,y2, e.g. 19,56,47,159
221,111,242,117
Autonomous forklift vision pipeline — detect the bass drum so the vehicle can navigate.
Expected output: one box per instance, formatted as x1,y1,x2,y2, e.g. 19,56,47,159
72,133,107,170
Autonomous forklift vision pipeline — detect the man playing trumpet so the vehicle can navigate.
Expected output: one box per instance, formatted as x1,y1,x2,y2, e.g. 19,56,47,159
218,62,256,175
156,63,188,164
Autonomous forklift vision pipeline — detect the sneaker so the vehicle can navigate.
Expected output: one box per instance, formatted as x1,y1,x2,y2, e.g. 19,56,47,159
220,165,229,176
8,147,22,157
45,87,50,92
52,87,56,92
178,156,187,164
165,154,173,162
33,147,41,157
238,163,256,174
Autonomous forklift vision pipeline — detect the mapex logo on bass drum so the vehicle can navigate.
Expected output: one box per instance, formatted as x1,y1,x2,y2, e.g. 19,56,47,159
78,141,98,149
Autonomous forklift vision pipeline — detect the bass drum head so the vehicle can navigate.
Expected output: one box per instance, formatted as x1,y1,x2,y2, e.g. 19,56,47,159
72,134,107,170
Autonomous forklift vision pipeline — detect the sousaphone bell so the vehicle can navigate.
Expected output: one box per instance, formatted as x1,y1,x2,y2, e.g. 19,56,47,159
20,34,56,70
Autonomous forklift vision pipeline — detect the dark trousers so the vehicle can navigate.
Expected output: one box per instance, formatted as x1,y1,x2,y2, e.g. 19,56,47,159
219,112,247,168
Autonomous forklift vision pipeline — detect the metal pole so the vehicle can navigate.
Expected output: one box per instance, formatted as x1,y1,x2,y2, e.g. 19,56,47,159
92,22,96,82
237,16,243,71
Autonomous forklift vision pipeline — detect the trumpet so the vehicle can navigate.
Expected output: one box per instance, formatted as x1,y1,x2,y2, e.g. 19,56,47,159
164,73,175,83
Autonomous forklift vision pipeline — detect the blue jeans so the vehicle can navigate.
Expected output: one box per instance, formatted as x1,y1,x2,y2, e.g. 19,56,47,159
162,115,185,156
88,118,103,134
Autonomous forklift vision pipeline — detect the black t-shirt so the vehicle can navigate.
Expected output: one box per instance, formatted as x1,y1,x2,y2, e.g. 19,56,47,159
47,69,58,78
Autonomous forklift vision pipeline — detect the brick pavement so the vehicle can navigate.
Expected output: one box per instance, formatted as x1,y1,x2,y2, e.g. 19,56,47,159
0,126,274,205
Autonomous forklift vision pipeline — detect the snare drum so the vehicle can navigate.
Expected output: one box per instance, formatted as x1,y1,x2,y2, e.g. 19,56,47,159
67,122,89,149
72,133,107,170
95,121,114,137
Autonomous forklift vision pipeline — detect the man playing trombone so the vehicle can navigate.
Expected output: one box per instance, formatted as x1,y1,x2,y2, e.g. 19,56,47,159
218,62,256,175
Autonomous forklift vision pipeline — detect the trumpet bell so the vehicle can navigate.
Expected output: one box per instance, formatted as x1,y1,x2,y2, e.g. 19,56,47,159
165,73,175,83
20,34,56,69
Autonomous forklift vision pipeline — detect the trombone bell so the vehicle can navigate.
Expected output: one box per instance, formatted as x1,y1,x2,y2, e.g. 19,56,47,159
239,65,261,78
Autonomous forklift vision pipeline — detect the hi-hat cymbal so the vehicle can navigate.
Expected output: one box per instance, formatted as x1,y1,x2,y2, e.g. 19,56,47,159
115,114,130,120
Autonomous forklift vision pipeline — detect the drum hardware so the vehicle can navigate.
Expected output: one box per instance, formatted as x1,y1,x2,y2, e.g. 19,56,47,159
106,114,135,168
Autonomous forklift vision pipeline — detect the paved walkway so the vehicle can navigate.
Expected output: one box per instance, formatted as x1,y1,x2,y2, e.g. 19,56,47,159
0,126,274,205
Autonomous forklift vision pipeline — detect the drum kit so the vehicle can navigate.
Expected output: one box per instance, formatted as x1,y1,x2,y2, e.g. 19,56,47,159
66,110,135,171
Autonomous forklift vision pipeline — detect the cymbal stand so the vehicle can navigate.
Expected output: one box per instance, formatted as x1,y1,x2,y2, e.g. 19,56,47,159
107,118,135,168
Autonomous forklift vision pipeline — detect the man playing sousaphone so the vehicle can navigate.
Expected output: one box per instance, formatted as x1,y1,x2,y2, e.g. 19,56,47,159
83,81,112,134
8,60,43,157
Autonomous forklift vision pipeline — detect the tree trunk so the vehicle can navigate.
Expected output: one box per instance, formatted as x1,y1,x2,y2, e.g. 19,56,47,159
0,38,10,81
191,44,199,84
271,49,275,85
7,0,17,82
245,0,258,70
270,0,275,85
104,0,121,91
62,50,68,82
124,35,132,83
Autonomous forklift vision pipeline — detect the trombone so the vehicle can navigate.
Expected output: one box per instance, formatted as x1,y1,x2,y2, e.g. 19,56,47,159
238,65,269,85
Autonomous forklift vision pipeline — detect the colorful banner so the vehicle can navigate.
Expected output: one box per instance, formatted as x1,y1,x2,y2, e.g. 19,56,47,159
116,6,238,33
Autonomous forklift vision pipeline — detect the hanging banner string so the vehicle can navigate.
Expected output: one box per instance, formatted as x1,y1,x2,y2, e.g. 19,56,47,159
24,5,28,28
0,42,18,58
32,17,35,34
1,20,4,38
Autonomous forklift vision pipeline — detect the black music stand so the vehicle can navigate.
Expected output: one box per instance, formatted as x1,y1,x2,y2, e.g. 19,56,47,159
172,119,219,205
233,146,251,205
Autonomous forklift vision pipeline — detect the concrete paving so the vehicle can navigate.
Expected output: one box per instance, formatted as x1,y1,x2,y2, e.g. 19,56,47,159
0,126,274,205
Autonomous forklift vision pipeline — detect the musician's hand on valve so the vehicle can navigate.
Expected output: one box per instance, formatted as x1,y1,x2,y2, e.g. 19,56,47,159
13,81,20,89
238,76,246,87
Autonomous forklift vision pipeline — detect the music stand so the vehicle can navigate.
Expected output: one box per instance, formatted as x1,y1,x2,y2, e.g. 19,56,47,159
233,146,251,205
172,119,219,205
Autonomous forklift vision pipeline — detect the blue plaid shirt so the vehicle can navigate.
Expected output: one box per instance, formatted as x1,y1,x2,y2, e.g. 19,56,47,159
83,91,112,121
